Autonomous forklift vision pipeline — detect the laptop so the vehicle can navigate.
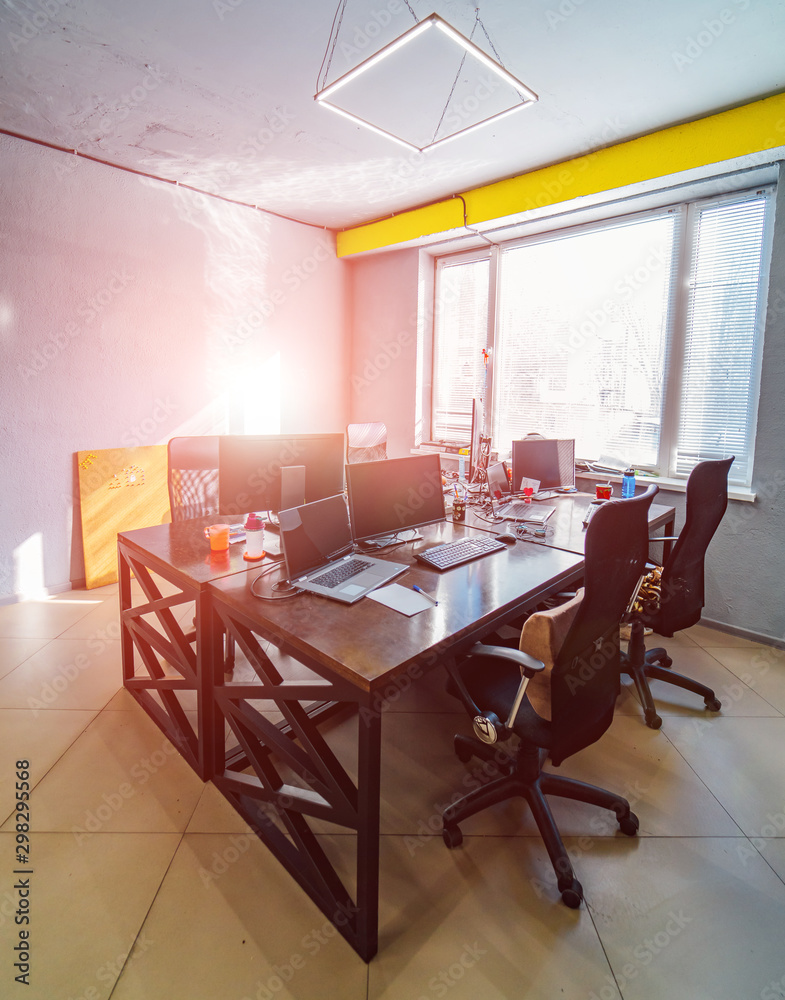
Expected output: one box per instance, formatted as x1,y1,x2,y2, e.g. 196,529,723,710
278,494,408,604
497,501,556,524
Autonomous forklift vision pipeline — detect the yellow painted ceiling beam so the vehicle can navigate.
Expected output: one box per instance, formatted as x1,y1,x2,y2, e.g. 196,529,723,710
336,91,785,257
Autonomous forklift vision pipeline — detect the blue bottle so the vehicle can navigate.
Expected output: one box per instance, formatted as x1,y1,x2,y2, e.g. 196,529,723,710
622,468,636,498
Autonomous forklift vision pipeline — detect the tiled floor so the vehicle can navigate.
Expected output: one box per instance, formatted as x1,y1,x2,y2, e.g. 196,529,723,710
1,584,785,1000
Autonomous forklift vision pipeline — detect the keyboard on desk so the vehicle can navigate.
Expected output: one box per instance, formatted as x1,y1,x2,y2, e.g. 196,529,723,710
311,558,372,589
415,536,506,571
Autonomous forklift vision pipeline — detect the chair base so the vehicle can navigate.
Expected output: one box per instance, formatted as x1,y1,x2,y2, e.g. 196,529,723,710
622,621,721,729
442,738,638,908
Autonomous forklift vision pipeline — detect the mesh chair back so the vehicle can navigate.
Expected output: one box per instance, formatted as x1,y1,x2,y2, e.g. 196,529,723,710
549,485,658,764
167,436,221,521
346,422,387,464
650,456,734,636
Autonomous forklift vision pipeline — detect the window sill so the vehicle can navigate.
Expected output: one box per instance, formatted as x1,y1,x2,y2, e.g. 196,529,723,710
575,471,755,503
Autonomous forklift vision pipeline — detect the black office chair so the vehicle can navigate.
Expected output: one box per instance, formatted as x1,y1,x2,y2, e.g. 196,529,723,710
167,435,221,522
346,422,387,464
441,485,659,908
166,435,234,673
622,456,734,729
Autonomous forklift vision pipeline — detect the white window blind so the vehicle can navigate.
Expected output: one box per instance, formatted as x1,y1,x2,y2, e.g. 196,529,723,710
675,196,768,484
432,255,489,442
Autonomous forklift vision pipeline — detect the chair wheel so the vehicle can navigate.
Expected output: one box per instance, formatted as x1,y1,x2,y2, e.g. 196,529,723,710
454,737,474,763
443,823,463,849
619,812,639,836
560,880,583,908
705,697,721,712
645,710,662,729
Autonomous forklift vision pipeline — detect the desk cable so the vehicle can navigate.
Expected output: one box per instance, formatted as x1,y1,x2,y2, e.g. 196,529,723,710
250,562,304,601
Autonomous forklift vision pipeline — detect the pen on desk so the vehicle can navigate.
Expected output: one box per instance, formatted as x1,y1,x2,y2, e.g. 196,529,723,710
412,584,438,606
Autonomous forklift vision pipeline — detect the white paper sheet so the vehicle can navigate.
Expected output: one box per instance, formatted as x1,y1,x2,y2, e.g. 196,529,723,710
367,583,436,616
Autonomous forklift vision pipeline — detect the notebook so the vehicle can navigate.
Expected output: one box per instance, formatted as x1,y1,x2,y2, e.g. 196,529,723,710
278,494,408,604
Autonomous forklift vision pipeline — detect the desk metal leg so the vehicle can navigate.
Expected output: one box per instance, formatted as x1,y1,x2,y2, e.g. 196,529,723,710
118,539,215,780
210,597,381,962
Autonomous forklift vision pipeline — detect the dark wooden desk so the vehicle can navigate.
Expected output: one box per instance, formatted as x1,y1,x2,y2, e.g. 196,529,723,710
205,520,585,962
464,491,676,559
117,517,283,779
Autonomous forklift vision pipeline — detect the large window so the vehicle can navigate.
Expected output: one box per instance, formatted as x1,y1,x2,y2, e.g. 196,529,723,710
431,187,773,487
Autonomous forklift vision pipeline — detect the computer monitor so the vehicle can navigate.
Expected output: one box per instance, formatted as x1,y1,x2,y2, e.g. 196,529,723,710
218,433,345,516
346,454,446,544
510,438,576,493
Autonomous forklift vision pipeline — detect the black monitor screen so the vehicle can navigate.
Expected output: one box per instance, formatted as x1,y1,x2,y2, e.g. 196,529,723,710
511,439,576,492
346,454,445,543
218,433,344,515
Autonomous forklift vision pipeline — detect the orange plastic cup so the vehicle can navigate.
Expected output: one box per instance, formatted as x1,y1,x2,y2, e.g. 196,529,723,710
208,523,230,551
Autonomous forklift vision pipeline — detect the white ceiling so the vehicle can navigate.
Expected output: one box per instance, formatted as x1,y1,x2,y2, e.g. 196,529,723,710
1,0,784,230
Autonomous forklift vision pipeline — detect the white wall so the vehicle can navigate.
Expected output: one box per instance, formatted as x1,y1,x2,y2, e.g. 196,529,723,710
0,134,348,601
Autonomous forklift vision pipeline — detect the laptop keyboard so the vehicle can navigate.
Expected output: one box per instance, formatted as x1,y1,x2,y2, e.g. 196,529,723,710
312,558,373,589
415,536,506,571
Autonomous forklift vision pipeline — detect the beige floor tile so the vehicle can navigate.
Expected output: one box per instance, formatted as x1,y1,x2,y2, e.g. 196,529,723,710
666,717,785,839
756,838,785,884
627,644,779,719
580,836,785,1000
0,831,180,1000
57,594,123,642
0,708,97,824
186,781,258,834
380,711,743,841
0,636,49,679
706,644,785,714
102,688,142,710
109,833,368,1000
683,623,762,648
542,714,742,837
0,597,103,639
370,836,620,1000
0,637,123,713
645,629,700,649
3,707,204,835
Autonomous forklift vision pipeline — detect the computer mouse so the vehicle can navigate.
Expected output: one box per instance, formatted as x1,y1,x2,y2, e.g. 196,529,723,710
495,531,518,544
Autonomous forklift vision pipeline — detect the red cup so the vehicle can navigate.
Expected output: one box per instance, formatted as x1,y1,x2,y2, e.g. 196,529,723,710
595,483,612,501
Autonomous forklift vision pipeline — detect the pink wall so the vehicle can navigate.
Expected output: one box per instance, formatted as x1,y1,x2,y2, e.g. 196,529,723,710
348,248,420,458
0,134,348,600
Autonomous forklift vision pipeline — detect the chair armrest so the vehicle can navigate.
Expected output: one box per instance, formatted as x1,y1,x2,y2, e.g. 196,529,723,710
467,642,545,677
467,642,545,733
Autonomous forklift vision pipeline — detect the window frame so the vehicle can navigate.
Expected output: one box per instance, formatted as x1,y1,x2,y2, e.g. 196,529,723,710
429,183,775,492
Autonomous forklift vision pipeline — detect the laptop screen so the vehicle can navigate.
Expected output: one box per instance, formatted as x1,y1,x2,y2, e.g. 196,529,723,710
278,494,353,580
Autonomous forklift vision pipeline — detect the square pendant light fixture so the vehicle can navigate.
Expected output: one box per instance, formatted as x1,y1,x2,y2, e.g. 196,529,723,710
314,12,538,152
